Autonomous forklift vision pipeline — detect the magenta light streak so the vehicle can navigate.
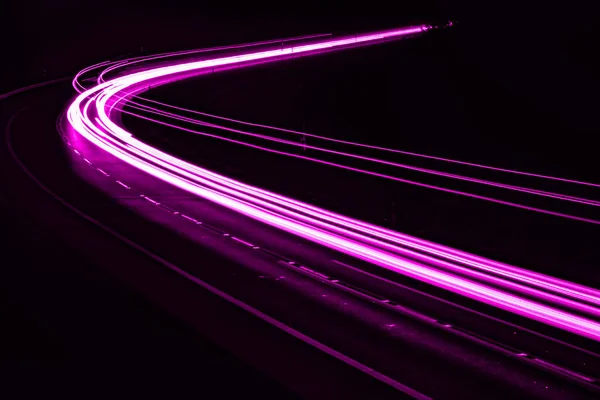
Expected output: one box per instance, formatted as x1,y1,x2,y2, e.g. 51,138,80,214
73,60,113,92
90,35,600,312
111,106,600,317
103,41,600,304
133,85,600,190
73,34,334,94
96,33,333,85
67,25,600,341
119,98,600,209
114,105,600,229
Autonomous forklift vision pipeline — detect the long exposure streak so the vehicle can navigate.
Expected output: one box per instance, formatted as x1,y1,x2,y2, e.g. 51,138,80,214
115,99,600,218
67,25,600,342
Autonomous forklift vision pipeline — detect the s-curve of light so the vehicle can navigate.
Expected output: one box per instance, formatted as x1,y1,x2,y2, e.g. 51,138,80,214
67,25,600,342
100,49,600,306
90,48,600,225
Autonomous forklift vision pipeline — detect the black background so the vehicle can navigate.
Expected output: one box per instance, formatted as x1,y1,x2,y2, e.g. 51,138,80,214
1,0,599,396
3,0,599,153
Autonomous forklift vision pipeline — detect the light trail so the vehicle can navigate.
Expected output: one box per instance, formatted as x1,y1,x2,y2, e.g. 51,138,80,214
96,33,333,85
131,94,600,189
67,25,600,342
73,33,334,93
89,105,600,317
90,47,600,223
116,98,600,209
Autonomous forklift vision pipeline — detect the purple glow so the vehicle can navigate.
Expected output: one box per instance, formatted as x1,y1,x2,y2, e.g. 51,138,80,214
97,33,333,85
67,25,600,341
118,99,600,210
108,107,600,317
133,93,600,189
93,40,600,223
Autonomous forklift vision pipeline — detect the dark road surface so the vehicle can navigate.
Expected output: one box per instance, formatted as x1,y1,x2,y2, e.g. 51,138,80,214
1,80,599,398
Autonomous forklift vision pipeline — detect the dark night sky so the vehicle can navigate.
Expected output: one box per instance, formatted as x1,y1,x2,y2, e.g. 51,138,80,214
0,0,597,187
3,1,598,135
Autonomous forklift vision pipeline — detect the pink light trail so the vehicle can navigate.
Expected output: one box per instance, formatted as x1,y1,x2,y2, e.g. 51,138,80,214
67,24,600,342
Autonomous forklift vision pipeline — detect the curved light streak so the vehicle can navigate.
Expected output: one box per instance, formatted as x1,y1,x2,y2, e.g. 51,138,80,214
96,33,333,85
134,94,600,189
117,98,600,209
67,25,600,341
91,49,600,224
73,33,334,94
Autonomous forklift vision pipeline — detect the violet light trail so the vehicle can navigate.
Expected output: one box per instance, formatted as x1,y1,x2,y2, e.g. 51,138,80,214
90,30,600,305
73,33,333,93
96,33,333,85
67,25,600,341
116,97,600,210
112,102,600,230
136,94,600,189
89,43,600,191
93,105,600,318
92,47,600,222
96,39,600,305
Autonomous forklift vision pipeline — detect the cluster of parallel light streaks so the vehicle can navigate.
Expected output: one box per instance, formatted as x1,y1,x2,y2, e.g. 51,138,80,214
84,48,600,226
73,33,334,93
67,25,600,341
96,33,333,85
126,95,600,189
114,97,600,215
